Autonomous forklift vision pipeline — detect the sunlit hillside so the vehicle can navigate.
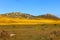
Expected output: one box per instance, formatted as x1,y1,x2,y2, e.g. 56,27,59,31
0,12,60,25
0,17,60,25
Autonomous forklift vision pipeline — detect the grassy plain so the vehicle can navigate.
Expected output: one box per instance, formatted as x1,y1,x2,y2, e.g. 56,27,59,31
0,24,60,40
0,17,60,25
0,17,60,40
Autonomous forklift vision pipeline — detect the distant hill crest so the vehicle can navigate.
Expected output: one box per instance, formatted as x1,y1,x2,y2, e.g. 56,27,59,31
0,12,59,20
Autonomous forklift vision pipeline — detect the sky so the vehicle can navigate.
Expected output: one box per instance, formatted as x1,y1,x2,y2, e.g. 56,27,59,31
0,0,60,17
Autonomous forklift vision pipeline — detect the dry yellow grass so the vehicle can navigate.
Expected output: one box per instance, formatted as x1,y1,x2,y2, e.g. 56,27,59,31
0,17,60,25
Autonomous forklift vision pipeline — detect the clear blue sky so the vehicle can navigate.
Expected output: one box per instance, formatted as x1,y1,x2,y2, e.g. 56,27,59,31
0,0,60,17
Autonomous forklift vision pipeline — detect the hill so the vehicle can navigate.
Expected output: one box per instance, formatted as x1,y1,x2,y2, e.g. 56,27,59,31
0,12,34,19
35,14,60,20
0,12,59,20
0,12,60,25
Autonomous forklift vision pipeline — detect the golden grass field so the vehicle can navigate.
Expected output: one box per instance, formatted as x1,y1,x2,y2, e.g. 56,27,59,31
0,17,60,40
0,17,60,25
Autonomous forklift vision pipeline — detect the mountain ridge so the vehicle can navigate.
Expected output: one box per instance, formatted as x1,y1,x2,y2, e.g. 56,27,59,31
0,12,60,20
